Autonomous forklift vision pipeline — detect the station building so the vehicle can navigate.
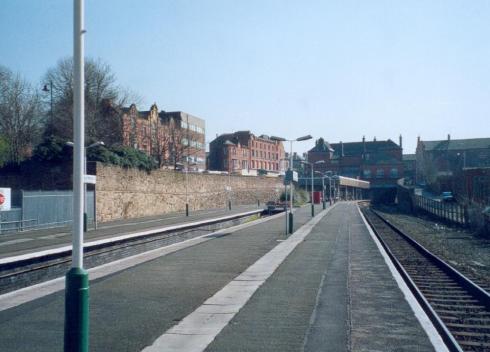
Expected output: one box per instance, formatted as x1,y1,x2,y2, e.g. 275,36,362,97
305,136,404,203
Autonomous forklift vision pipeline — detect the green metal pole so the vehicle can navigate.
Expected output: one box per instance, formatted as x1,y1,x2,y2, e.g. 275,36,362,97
64,267,89,352
311,167,314,217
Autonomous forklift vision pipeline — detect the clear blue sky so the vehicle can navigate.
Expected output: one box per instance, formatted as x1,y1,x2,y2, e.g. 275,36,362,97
1,0,489,154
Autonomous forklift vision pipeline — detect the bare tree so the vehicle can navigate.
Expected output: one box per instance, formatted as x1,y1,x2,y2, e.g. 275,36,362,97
42,57,140,144
0,66,43,164
168,122,201,169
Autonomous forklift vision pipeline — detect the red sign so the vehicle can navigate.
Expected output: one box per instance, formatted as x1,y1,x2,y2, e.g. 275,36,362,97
0,193,4,205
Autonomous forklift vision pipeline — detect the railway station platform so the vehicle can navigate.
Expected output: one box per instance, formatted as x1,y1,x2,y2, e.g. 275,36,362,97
0,202,445,352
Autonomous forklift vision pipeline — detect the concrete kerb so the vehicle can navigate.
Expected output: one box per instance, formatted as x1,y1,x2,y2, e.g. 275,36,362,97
0,210,287,312
141,203,337,352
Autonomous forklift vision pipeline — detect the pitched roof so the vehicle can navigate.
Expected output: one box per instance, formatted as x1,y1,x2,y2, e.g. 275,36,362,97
330,139,401,157
420,138,490,151
211,131,252,147
309,138,334,153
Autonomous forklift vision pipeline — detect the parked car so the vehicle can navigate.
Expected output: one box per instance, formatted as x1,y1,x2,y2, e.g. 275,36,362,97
265,201,288,213
441,191,454,202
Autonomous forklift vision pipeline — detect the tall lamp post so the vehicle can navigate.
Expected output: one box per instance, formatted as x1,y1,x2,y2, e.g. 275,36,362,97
176,161,197,216
302,160,324,217
315,170,333,209
270,135,312,234
315,171,326,209
42,81,53,125
65,1,88,351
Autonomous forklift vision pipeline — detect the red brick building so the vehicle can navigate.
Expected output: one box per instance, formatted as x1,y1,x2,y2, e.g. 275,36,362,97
121,104,206,170
306,136,403,202
208,131,285,175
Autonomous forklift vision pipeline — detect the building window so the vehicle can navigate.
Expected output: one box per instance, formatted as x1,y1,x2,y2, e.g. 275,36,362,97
363,169,371,178
390,168,398,178
376,169,384,178
242,160,247,169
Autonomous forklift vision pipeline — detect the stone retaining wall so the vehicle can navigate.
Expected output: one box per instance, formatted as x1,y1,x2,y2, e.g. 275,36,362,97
95,163,283,222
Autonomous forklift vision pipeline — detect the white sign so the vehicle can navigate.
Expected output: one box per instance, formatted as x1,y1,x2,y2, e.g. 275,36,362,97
84,175,97,184
0,188,11,211
292,171,298,182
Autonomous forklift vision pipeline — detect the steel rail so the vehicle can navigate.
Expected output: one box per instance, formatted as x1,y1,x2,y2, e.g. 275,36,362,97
362,207,463,352
363,208,490,352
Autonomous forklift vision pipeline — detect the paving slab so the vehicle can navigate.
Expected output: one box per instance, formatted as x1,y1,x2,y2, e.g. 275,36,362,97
0,204,322,352
206,202,437,352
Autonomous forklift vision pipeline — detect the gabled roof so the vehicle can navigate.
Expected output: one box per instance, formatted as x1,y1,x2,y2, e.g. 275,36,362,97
420,138,490,151
330,139,401,157
309,138,334,153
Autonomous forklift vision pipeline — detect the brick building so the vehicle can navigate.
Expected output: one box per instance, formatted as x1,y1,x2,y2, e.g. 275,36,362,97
306,136,403,202
121,104,206,170
402,154,416,185
208,131,285,175
416,135,490,197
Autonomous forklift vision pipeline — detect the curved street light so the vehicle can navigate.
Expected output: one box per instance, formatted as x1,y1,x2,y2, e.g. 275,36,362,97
270,135,312,234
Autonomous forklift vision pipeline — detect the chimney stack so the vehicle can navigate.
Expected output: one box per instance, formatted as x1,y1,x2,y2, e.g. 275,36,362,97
399,134,403,148
373,136,377,142
340,141,344,157
447,134,451,141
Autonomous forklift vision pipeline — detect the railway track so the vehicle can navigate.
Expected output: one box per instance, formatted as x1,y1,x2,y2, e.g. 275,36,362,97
361,206,490,352
0,210,266,295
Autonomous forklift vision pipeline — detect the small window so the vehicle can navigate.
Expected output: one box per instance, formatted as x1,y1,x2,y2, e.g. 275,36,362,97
376,169,384,178
390,168,398,178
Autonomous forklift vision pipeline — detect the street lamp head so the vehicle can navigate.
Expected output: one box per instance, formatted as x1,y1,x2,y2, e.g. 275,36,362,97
315,171,322,175
66,141,74,147
296,135,312,142
270,136,286,142
314,160,325,164
42,84,50,92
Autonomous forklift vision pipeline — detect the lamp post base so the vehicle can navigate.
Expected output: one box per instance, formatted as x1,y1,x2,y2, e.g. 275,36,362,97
64,267,89,352
185,203,189,217
228,200,231,211
311,203,315,217
288,212,293,234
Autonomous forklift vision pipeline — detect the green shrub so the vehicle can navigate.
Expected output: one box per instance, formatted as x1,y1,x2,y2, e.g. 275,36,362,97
280,187,309,206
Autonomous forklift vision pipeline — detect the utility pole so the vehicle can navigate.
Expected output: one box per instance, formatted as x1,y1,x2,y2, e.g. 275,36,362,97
64,1,89,351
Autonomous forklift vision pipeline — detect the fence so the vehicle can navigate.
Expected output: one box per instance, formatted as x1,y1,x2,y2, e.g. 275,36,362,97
0,190,94,234
413,194,467,226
